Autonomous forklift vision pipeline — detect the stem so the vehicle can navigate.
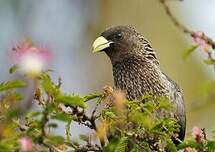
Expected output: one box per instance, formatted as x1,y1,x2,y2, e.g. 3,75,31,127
41,106,49,138
66,119,72,142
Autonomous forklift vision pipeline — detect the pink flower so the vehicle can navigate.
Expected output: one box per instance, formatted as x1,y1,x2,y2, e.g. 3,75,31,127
19,137,33,151
192,126,203,141
193,31,210,52
193,32,206,47
10,39,52,75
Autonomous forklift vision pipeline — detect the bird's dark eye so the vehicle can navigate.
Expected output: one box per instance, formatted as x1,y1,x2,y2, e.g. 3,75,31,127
115,32,123,40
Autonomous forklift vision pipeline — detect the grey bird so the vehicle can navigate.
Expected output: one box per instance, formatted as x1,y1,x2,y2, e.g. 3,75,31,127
92,25,186,142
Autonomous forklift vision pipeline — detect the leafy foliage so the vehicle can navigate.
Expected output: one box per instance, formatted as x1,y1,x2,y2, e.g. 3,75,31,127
0,65,215,152
55,94,87,109
0,79,26,92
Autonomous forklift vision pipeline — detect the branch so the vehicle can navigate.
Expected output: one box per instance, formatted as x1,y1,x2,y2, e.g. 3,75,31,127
159,0,215,49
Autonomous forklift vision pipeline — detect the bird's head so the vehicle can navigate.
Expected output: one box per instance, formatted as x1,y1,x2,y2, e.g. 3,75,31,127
92,25,158,65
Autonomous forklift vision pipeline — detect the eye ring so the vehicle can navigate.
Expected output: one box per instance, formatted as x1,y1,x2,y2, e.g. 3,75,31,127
115,32,123,39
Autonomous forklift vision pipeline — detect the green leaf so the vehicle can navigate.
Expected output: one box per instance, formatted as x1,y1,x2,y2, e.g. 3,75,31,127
0,79,26,92
166,138,177,152
47,123,58,128
9,65,18,74
0,139,18,152
6,107,22,119
84,92,103,102
2,92,23,102
138,141,150,151
56,94,87,109
45,103,55,112
204,59,215,65
142,101,156,113
129,110,153,129
11,92,23,100
130,147,138,152
115,137,129,152
79,134,89,142
182,45,199,60
157,97,172,111
104,137,120,152
46,135,65,146
177,139,199,149
26,111,41,118
206,140,215,151
41,74,60,96
104,111,116,119
52,113,74,122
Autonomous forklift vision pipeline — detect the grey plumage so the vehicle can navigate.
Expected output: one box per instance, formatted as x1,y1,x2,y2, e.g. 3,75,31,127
94,25,186,141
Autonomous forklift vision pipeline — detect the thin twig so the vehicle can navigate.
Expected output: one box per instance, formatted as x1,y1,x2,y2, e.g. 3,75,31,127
202,128,207,141
159,0,215,49
41,109,48,136
66,119,72,142
57,77,62,88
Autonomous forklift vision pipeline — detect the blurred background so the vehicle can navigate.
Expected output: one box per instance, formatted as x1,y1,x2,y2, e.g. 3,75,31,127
0,0,215,138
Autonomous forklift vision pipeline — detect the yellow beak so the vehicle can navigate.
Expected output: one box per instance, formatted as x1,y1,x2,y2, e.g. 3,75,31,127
92,36,113,53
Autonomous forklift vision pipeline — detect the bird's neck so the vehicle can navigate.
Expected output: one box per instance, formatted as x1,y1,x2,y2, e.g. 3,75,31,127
112,56,170,100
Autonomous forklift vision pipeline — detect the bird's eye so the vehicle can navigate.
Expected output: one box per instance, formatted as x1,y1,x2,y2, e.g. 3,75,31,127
115,32,123,40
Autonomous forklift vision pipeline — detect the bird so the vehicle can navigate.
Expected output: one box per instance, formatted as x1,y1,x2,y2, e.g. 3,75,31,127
92,25,186,143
